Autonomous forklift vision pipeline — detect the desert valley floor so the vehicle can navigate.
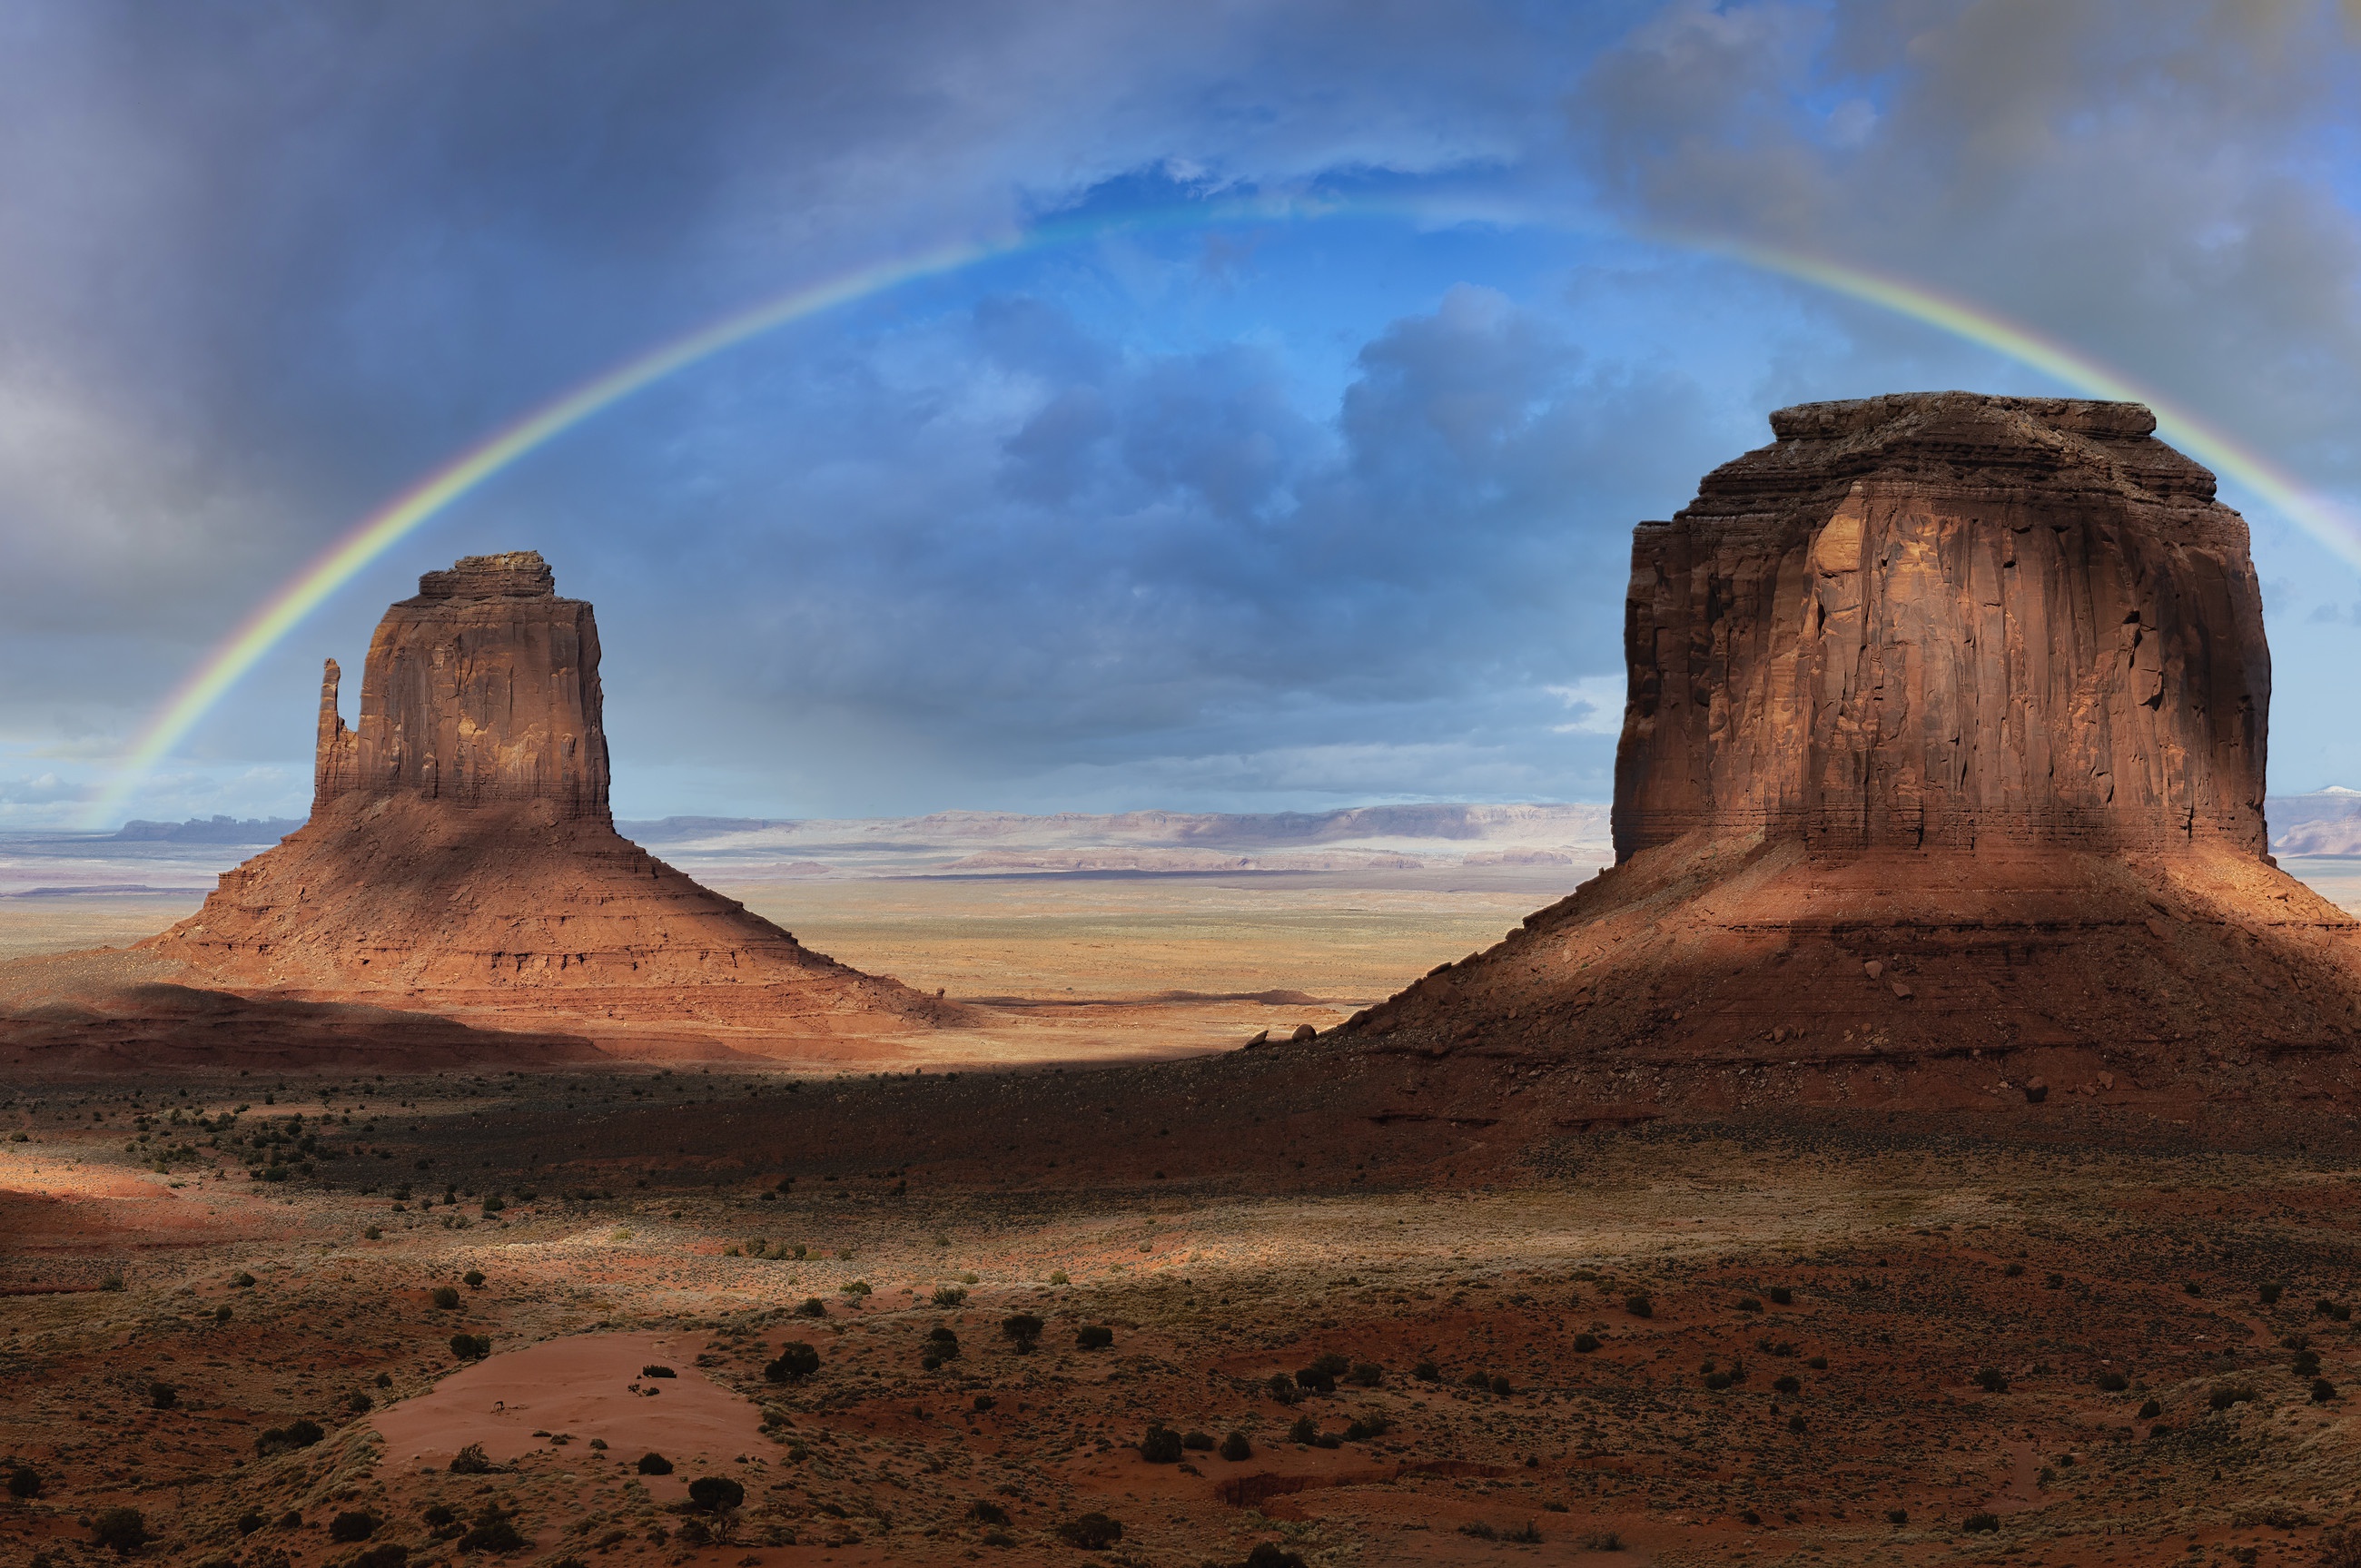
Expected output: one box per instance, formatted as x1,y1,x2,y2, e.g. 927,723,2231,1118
9,861,2361,1567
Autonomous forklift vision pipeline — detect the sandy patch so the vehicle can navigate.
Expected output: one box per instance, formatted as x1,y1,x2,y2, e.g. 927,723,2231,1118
369,1329,766,1489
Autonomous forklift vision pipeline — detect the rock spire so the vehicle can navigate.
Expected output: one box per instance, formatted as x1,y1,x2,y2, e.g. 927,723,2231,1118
312,550,609,819
143,552,960,1045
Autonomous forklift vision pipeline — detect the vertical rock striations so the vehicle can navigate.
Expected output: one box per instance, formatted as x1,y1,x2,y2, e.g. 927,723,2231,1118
319,550,610,819
1614,394,2269,860
145,552,960,1044
1335,394,2361,1128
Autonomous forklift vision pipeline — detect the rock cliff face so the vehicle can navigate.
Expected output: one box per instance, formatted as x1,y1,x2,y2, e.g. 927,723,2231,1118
1615,394,2269,860
1331,395,2361,1127
313,550,609,819
144,553,960,1043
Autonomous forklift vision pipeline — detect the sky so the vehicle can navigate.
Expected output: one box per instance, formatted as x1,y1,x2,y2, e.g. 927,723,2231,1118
3,0,2360,829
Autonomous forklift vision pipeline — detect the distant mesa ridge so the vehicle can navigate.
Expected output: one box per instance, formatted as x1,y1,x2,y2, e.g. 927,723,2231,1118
111,815,303,844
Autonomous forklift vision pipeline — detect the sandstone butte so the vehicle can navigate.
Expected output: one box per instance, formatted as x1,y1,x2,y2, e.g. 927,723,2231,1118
0,551,956,1070
1329,392,2361,1129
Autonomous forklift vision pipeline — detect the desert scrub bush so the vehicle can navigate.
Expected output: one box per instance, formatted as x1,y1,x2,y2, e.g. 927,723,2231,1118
840,1280,872,1297
764,1342,820,1383
149,1381,177,1409
636,1452,674,1474
640,1363,677,1377
463,1268,485,1287
932,1285,968,1307
232,1270,256,1287
2314,1378,2338,1403
2295,1347,2323,1376
2003,1262,2024,1277
2317,1526,2361,1568
90,1507,149,1553
1576,1528,1623,1550
1075,1324,1114,1350
1975,1367,2009,1393
7,1466,43,1499
1295,1352,1347,1392
1055,1513,1122,1549
923,1326,960,1371
1885,1508,1908,1524
1411,1359,1440,1382
687,1476,745,1512
256,1418,325,1455
2096,1371,2129,1393
1182,1429,1214,1451
1772,1375,1801,1395
1139,1424,1183,1463
1573,1333,1600,1354
1000,1313,1043,1353
329,1510,380,1542
449,1332,492,1359
2138,1399,2162,1419
1735,1296,1763,1313
1624,1292,1653,1317
1961,1512,2000,1533
2260,1280,2284,1305
430,1285,460,1309
1289,1415,1319,1445
1348,1360,1384,1386
795,1297,827,1317
448,1442,495,1474
2319,1298,2353,1322
458,1505,529,1553
346,1391,374,1414
1344,1413,1391,1442
1767,1286,1793,1306
967,1501,1012,1525
2209,1381,2257,1411
1220,1431,1252,1461
1807,1355,1828,1369
1237,1545,1309,1568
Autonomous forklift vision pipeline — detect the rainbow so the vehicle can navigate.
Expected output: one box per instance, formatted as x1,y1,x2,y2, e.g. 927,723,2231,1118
86,209,2361,827
1715,238,2361,573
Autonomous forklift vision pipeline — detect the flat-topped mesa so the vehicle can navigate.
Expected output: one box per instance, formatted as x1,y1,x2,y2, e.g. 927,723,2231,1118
314,549,610,821
1614,392,2271,860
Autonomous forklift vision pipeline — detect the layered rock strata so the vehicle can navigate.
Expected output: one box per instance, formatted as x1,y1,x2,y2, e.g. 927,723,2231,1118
143,552,957,1038
1615,394,2268,859
1335,394,2361,1123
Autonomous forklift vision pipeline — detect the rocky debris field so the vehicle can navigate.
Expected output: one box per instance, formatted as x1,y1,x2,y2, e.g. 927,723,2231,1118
7,1069,2361,1566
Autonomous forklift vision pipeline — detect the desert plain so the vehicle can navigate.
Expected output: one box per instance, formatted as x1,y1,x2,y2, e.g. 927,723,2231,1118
9,856,2361,1568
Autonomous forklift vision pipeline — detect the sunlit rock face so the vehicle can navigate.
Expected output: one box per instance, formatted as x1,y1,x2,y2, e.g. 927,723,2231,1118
1613,393,2269,861
145,553,960,1038
313,550,610,821
1336,396,2361,1117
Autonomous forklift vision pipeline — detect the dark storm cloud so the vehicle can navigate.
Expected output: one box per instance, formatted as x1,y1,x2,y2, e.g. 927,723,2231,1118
4,0,2358,819
1571,0,2361,471
0,0,1580,641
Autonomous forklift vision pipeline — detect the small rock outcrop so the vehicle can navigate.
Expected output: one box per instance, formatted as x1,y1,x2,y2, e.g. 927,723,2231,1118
143,552,959,1042
1335,395,2361,1130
